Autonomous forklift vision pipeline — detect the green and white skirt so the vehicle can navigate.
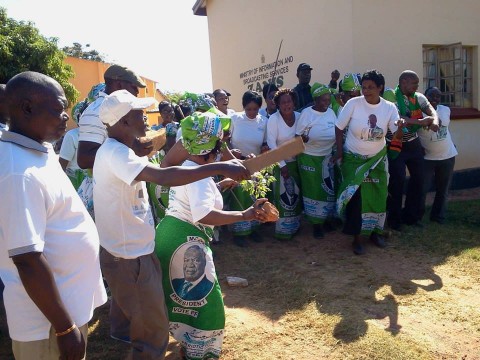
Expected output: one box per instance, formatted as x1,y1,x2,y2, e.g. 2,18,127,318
272,161,303,239
297,153,336,224
155,216,224,360
337,148,388,235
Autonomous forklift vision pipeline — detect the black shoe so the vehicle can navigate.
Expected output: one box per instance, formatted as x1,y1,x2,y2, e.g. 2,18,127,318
249,231,263,243
233,235,248,247
430,217,445,224
352,241,365,255
370,233,386,248
407,221,424,228
388,220,402,231
323,220,335,233
313,224,324,239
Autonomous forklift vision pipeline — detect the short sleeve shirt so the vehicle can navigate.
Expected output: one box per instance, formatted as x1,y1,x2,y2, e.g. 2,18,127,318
336,96,398,156
93,138,154,259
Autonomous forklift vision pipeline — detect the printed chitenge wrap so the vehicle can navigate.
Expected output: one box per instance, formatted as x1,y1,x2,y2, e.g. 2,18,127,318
155,216,224,360
336,148,388,235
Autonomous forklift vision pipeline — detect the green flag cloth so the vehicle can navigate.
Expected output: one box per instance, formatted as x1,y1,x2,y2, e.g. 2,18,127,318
155,216,224,360
337,148,388,235
394,86,422,133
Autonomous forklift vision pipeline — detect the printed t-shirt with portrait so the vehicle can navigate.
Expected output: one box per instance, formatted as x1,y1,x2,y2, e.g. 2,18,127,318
166,160,223,228
230,112,268,156
93,138,155,259
336,96,398,156
419,104,458,160
296,106,336,156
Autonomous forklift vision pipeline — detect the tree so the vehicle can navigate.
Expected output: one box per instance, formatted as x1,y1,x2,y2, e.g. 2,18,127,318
0,7,79,105
62,42,105,62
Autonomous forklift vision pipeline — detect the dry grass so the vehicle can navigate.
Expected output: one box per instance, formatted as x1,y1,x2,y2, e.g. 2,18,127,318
0,199,479,360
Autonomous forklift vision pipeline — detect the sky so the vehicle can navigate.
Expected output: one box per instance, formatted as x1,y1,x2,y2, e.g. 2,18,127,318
0,0,213,93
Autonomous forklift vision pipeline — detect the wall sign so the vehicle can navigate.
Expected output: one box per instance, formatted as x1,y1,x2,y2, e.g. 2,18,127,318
239,55,294,93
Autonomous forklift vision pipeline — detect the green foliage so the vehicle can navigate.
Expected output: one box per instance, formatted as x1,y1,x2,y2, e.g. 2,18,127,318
240,164,277,199
62,42,105,62
0,7,79,105
163,91,185,105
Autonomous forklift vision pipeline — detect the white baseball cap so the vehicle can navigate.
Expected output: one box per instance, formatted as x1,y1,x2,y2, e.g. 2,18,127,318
100,89,155,126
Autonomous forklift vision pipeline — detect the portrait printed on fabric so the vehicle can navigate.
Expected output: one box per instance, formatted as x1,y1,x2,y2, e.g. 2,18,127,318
170,242,215,301
279,176,300,210
360,114,383,141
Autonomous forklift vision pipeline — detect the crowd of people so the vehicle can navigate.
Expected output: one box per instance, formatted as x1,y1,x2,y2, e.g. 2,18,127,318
0,61,458,360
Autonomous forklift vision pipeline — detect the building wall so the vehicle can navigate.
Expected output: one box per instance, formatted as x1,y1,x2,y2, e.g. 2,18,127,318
201,0,480,171
64,57,164,128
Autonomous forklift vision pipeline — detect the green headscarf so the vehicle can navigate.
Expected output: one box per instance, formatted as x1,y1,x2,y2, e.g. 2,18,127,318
311,82,331,98
181,92,215,112
181,110,231,155
342,73,361,92
382,88,396,103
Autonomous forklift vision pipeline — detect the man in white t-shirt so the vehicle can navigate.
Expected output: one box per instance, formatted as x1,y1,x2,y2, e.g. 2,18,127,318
0,72,107,359
93,90,251,359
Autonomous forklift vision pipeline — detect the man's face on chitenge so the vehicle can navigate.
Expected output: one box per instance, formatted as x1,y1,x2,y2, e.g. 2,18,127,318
183,247,206,282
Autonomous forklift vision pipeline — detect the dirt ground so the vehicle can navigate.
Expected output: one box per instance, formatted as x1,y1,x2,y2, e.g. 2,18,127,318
213,187,480,360
0,188,479,359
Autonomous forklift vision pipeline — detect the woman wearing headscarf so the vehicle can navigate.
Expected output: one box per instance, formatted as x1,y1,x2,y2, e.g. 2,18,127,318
296,83,337,239
334,70,404,255
228,90,269,246
154,111,269,360
267,88,303,240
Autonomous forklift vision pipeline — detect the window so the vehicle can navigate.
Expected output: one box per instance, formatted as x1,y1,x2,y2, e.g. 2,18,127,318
423,43,474,108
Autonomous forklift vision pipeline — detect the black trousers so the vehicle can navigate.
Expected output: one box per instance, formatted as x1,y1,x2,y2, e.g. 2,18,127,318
420,156,455,222
387,137,425,225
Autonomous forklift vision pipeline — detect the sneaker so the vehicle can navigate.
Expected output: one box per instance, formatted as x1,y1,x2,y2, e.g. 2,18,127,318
110,334,131,344
370,233,386,248
313,224,324,239
233,235,248,247
352,241,365,255
249,231,263,243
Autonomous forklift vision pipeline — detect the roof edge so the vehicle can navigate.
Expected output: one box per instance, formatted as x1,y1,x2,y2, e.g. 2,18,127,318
192,0,207,16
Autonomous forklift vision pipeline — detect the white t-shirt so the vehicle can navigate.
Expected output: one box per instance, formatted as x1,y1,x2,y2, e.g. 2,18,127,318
78,92,107,144
93,138,155,259
0,131,106,341
419,105,458,160
296,106,336,156
166,160,223,228
230,112,267,156
336,96,398,156
266,111,300,167
59,127,81,171
259,107,276,119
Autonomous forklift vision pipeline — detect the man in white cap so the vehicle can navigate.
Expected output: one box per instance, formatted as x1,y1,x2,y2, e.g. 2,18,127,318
77,64,150,170
93,90,251,359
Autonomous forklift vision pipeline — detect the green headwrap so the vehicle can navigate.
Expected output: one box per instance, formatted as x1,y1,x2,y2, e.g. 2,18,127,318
382,88,396,103
181,92,215,112
342,73,361,92
181,111,231,155
311,82,331,98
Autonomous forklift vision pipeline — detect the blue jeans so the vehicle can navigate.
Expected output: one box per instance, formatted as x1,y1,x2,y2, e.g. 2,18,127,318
421,156,455,223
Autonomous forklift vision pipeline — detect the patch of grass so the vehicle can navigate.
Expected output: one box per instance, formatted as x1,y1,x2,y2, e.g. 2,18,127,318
397,200,480,262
